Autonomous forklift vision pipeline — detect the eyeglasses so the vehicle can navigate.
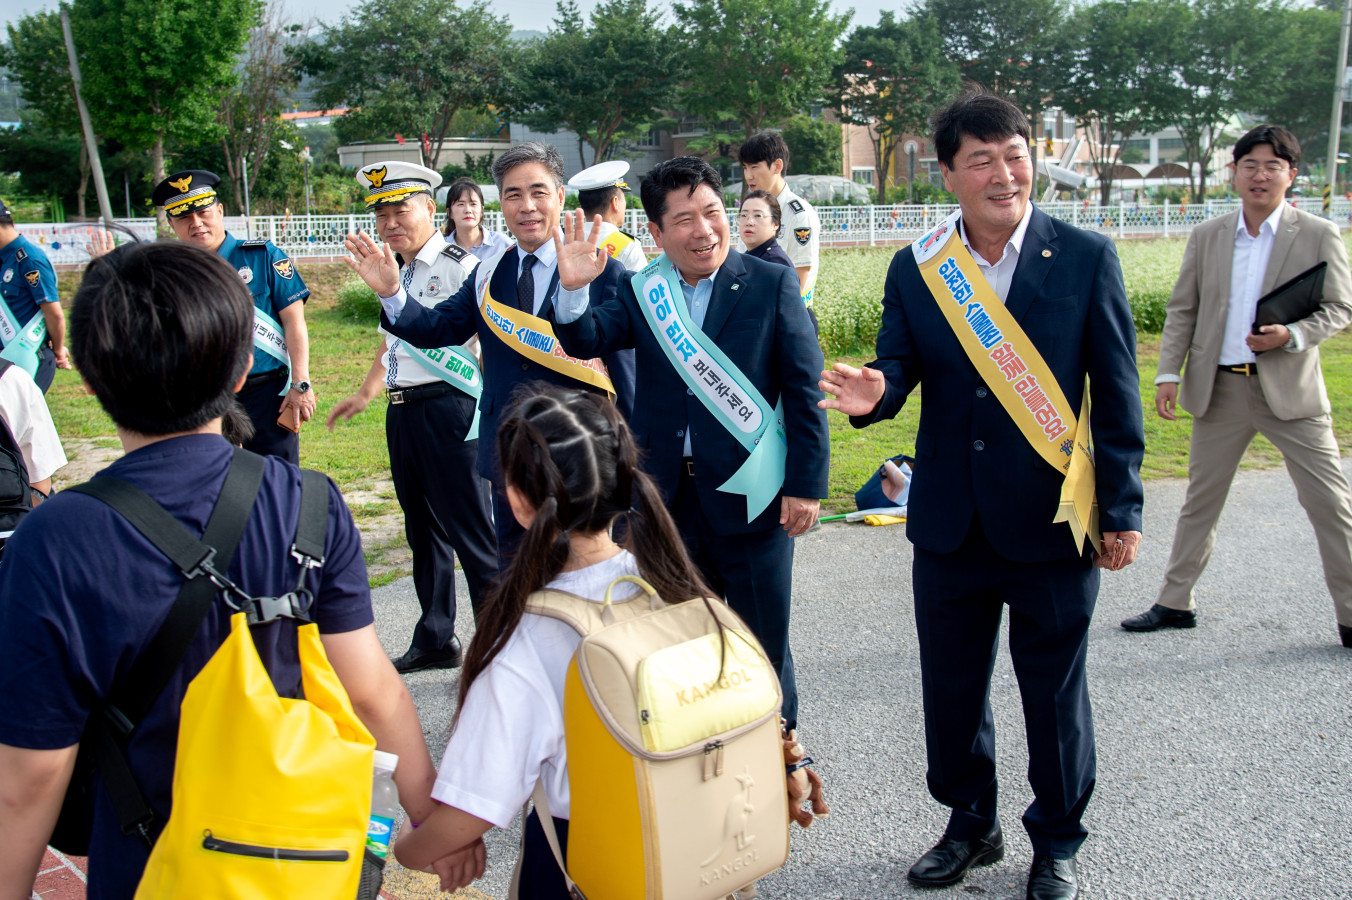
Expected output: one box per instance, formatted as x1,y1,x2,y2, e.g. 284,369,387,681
1236,161,1290,177
738,211,772,223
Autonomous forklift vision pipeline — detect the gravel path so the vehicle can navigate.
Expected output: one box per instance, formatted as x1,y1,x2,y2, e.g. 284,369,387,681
372,462,1352,900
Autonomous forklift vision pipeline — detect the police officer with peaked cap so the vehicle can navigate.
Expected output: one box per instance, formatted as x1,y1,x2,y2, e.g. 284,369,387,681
0,198,69,392
328,161,497,673
151,170,314,463
568,160,647,272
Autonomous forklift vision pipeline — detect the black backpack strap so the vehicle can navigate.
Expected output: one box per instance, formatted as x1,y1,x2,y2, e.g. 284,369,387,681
292,468,329,570
62,448,265,845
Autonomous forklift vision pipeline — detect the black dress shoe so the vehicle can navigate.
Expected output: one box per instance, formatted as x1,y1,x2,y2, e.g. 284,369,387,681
1026,854,1077,900
1120,603,1197,632
1340,624,1352,648
906,823,1004,888
392,636,462,673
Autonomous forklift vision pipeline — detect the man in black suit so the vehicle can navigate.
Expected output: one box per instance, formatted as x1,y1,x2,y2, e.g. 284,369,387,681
348,142,635,566
821,91,1145,900
552,157,829,732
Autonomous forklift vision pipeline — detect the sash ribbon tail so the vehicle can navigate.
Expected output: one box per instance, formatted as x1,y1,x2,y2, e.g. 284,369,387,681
717,399,788,522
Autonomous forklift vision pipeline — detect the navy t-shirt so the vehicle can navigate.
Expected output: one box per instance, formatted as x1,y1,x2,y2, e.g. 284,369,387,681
0,434,372,899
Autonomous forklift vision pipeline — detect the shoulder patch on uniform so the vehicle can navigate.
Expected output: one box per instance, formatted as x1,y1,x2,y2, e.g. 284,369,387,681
794,227,812,246
788,199,805,214
238,239,269,249
272,258,295,280
441,243,469,262
14,249,27,263
24,270,40,286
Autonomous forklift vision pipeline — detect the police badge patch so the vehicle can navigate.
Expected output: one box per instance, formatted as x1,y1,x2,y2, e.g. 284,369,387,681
794,227,811,246
238,266,254,284
24,271,40,287
2,269,11,283
425,275,441,296
272,258,295,280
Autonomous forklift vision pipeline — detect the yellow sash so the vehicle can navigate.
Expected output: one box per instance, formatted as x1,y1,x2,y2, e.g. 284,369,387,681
912,213,1099,553
601,229,635,260
474,253,616,397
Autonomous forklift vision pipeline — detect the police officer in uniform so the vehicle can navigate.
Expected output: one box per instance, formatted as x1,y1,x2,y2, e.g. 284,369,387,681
0,199,69,392
740,133,822,311
152,170,314,463
568,160,647,272
328,162,497,673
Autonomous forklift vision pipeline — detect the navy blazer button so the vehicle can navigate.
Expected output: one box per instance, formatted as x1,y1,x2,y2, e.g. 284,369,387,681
520,362,529,371
975,387,988,398
687,387,694,395
973,440,985,451
676,429,684,437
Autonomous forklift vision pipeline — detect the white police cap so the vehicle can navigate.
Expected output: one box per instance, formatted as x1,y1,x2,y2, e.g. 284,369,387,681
357,161,443,210
568,160,631,193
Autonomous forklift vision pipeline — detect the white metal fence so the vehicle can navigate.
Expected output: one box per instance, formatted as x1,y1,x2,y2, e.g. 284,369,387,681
22,198,1352,266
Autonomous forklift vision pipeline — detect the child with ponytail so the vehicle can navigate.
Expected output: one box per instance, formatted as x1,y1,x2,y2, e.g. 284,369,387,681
393,384,713,896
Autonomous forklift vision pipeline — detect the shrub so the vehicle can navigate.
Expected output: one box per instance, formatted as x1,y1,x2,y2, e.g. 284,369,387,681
336,276,380,322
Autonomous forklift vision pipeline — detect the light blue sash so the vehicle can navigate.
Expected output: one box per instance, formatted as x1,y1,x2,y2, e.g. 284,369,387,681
0,297,46,378
402,345,483,440
633,255,787,521
252,309,291,396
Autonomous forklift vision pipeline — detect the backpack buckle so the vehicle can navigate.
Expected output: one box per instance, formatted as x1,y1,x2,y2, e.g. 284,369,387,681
245,590,314,626
290,545,325,569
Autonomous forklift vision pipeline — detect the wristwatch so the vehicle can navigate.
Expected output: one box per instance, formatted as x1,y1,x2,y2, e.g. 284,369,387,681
291,380,312,394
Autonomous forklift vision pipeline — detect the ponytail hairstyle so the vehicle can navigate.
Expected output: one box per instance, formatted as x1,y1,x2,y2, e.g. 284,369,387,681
458,384,713,710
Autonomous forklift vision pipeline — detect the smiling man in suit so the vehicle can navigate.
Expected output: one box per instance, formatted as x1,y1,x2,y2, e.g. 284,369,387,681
820,89,1144,899
551,156,829,736
349,142,635,566
1123,125,1352,649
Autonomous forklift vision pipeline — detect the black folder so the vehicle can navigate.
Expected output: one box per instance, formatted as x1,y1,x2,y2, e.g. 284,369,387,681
1252,262,1326,334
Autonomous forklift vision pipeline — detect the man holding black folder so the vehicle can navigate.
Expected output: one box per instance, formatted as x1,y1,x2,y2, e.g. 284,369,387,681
1125,125,1352,649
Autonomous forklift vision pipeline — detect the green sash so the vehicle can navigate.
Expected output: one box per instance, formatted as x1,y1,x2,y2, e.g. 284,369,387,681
0,296,46,379
402,345,482,440
633,255,787,522
252,309,292,396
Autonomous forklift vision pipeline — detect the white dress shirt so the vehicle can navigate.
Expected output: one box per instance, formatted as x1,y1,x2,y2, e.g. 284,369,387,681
378,232,478,390
959,201,1034,304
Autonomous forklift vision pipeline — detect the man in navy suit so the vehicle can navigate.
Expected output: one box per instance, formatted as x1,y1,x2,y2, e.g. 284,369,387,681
551,157,829,732
346,142,635,566
821,91,1144,900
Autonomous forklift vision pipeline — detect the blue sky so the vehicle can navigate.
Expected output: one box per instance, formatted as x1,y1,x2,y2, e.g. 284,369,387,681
0,0,886,34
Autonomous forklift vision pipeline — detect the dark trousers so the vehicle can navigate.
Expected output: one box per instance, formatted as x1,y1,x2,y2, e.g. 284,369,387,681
387,390,497,651
912,521,1098,858
491,481,525,573
673,468,798,729
517,810,570,899
237,368,299,464
33,345,55,393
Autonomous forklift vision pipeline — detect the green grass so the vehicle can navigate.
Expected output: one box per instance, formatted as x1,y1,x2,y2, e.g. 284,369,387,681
43,241,1352,572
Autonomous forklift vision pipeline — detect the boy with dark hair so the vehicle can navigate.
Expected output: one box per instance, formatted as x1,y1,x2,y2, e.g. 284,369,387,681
739,132,821,311
0,242,456,898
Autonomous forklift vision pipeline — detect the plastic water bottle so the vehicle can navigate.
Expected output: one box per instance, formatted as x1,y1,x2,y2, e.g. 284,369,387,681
366,750,400,860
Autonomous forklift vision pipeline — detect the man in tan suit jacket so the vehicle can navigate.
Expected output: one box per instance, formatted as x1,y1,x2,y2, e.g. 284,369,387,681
1122,125,1352,649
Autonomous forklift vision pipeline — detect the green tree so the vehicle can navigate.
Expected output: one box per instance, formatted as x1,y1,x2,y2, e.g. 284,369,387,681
0,11,94,216
293,0,512,168
1056,0,1181,204
675,0,850,154
1249,5,1342,162
219,2,302,214
920,0,1069,183
72,0,257,227
512,0,685,166
830,11,959,193
780,114,842,175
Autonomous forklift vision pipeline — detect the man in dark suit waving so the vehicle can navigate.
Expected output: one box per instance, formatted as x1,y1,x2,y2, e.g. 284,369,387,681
821,90,1144,900
552,157,829,734
347,142,635,565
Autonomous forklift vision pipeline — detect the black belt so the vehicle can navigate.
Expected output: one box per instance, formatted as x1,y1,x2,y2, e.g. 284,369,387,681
388,382,457,404
243,368,288,387
1218,362,1257,376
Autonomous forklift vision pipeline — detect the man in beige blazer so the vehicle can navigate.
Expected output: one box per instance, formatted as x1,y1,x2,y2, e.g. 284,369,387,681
1122,125,1352,649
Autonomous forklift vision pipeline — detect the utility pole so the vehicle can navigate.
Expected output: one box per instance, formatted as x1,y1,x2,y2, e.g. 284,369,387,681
1324,0,1352,217
60,4,114,224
